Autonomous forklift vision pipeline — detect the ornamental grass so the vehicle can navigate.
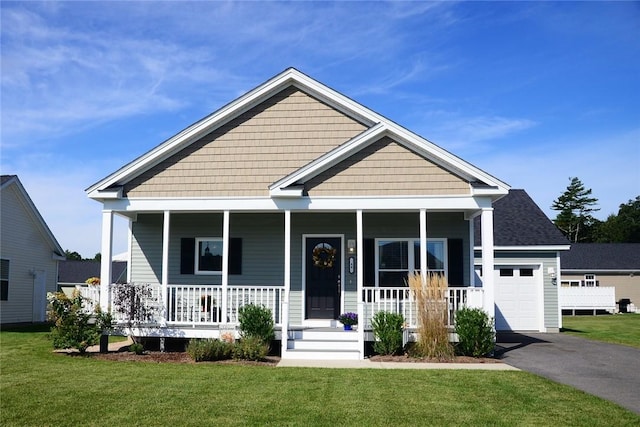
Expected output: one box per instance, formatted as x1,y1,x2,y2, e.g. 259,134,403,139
408,272,454,360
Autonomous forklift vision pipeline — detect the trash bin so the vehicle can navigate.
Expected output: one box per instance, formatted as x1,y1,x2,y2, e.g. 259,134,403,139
618,298,631,313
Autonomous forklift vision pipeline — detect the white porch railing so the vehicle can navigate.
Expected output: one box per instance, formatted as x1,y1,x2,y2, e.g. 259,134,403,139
81,284,477,330
362,287,472,329
75,285,100,314
101,284,284,326
559,286,616,313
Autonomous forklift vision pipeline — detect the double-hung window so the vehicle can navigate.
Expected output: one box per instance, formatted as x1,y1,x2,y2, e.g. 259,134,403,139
376,239,446,286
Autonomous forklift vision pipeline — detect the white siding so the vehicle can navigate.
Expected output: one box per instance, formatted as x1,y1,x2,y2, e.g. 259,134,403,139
1,184,59,324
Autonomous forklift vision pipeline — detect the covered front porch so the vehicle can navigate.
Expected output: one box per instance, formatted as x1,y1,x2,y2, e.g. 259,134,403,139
96,208,496,360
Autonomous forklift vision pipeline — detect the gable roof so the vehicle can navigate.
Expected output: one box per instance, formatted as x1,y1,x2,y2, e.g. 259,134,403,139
87,68,509,200
474,189,569,248
560,243,640,271
58,260,128,284
1,175,65,258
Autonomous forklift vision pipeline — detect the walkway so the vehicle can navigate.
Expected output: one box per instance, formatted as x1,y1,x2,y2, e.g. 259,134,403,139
276,358,517,370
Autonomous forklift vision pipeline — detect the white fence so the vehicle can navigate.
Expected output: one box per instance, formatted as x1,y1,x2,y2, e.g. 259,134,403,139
559,286,616,313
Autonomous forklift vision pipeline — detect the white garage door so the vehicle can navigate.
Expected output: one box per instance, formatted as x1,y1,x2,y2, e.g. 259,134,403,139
494,266,541,331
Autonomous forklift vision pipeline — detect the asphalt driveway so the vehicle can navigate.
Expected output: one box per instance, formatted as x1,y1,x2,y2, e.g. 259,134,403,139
496,332,640,415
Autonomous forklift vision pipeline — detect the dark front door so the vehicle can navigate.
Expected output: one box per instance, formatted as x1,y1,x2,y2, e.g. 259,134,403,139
305,237,341,319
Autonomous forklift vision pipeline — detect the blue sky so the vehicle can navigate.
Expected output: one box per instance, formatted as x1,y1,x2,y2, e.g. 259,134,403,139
2,1,639,258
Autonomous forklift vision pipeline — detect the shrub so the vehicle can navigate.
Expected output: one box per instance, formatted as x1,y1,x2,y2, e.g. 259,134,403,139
408,273,454,360
232,336,269,361
47,291,111,354
238,304,275,344
129,342,145,355
186,339,233,362
454,307,495,357
371,311,405,355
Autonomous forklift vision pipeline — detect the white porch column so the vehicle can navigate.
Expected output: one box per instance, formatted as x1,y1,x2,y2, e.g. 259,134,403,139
469,217,476,287
99,210,113,311
419,209,427,284
480,208,495,319
356,210,364,360
283,210,291,303
161,211,170,326
281,210,291,356
221,211,230,324
126,218,133,283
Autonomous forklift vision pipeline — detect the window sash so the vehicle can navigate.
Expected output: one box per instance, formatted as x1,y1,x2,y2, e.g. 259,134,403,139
195,238,223,275
376,239,447,286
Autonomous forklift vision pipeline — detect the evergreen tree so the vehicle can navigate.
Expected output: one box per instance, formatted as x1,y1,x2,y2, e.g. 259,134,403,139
551,177,599,242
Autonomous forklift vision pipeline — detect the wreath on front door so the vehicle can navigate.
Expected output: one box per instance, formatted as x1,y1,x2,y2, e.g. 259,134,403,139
312,243,337,269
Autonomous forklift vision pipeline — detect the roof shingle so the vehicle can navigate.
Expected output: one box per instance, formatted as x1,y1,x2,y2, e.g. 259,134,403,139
560,243,640,270
474,189,569,247
58,260,127,284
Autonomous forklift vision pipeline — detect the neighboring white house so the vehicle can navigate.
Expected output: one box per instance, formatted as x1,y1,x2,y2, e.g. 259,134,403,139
0,175,65,324
86,68,568,359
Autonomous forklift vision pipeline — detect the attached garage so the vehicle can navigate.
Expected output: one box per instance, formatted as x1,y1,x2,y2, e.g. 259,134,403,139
494,265,542,331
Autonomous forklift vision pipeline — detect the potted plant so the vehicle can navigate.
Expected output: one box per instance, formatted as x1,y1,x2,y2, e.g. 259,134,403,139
338,312,358,330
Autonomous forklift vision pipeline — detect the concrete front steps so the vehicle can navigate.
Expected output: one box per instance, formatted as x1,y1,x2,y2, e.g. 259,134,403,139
282,327,361,360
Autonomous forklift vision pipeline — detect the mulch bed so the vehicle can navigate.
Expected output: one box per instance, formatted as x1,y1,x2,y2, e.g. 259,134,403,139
369,354,502,364
88,351,281,366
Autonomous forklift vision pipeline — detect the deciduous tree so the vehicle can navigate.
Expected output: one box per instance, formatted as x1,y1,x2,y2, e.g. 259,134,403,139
594,196,640,242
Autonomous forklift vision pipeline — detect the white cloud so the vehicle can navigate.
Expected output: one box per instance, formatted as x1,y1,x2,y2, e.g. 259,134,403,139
1,6,241,147
421,114,537,152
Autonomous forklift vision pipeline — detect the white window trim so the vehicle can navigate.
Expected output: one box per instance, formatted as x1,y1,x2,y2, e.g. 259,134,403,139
584,274,597,287
374,238,447,287
195,237,223,275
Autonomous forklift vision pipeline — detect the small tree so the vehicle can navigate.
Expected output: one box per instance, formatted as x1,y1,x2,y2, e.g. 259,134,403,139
551,177,599,242
47,291,112,354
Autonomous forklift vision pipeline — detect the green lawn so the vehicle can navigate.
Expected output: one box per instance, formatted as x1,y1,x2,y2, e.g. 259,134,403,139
2,326,638,426
562,314,640,348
